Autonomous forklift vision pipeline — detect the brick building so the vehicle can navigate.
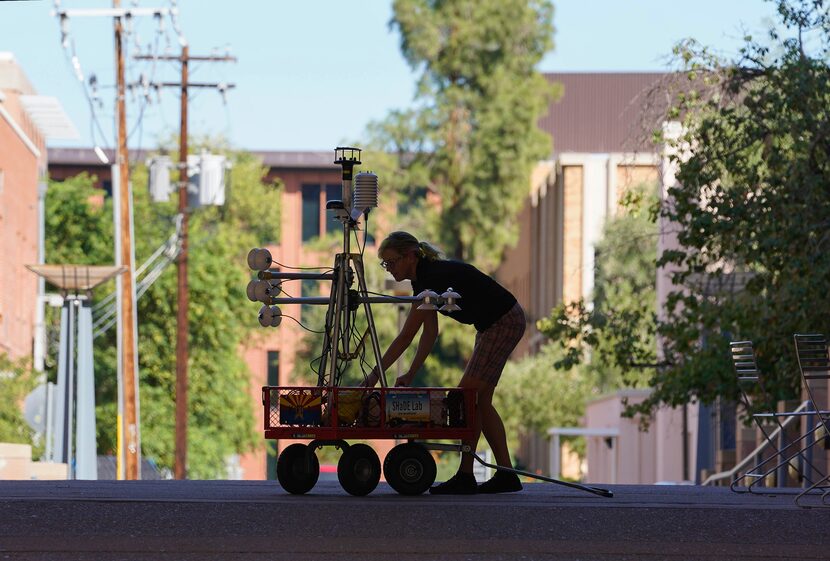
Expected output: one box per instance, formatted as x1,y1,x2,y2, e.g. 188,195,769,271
0,54,44,361
0,53,75,363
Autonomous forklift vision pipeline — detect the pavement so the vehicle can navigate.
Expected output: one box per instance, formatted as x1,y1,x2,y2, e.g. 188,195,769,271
1,480,830,560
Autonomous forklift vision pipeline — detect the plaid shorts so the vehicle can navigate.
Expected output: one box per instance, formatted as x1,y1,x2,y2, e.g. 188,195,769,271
463,302,526,385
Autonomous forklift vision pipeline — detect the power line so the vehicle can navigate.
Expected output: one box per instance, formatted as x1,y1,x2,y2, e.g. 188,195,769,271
50,0,182,482
53,1,190,166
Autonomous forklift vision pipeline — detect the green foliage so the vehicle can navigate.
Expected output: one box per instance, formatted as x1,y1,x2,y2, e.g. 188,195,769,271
646,0,830,417
224,150,283,244
43,174,114,266
45,147,281,477
0,354,38,449
494,343,596,456
296,2,559,445
371,0,559,270
543,0,830,419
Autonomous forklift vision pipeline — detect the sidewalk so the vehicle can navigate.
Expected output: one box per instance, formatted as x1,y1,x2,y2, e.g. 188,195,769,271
1,480,829,560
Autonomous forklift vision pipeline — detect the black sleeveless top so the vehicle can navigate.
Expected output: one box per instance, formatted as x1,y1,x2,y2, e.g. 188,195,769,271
411,258,517,332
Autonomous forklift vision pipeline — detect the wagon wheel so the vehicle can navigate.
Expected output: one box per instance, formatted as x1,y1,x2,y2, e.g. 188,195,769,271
337,443,381,496
383,442,437,496
277,443,320,494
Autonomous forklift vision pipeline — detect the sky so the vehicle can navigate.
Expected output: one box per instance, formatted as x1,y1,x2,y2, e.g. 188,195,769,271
0,0,780,152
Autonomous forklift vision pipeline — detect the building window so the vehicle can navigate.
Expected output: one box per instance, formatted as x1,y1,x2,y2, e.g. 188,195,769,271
302,184,321,242
324,183,340,236
325,183,340,206
267,351,280,386
303,183,353,242
266,350,279,480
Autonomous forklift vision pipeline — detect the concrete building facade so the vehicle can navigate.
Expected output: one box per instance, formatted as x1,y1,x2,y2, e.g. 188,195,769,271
497,73,708,484
498,73,666,354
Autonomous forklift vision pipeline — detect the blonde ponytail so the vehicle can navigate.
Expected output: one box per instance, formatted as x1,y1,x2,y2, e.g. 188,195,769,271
379,231,444,261
417,241,443,261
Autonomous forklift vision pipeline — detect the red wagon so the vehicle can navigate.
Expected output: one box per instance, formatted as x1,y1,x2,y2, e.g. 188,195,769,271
262,385,477,496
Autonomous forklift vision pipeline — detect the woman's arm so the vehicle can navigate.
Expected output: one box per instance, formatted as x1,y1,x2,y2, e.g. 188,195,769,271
396,307,438,387
362,303,434,386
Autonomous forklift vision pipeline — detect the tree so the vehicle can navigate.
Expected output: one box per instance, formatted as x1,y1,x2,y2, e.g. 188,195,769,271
544,0,830,419
43,174,114,266
44,147,281,477
0,354,38,448
494,342,596,458
338,0,557,389
384,0,559,270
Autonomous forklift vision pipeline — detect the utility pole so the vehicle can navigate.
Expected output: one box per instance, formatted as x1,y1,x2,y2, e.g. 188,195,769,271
175,44,189,481
135,50,235,480
114,0,141,481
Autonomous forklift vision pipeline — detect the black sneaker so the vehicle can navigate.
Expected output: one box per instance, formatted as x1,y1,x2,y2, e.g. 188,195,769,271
428,471,478,495
477,470,522,493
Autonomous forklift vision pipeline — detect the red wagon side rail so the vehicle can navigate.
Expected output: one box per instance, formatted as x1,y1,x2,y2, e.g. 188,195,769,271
262,385,478,441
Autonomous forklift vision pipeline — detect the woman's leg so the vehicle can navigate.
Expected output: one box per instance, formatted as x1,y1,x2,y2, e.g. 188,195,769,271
433,303,524,491
463,373,523,493
477,383,512,467
458,376,511,473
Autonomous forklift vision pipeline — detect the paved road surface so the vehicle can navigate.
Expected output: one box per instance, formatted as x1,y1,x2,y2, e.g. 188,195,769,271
2,480,829,560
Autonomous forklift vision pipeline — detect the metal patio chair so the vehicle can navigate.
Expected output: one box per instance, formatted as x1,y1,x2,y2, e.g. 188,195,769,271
793,333,830,507
730,341,827,494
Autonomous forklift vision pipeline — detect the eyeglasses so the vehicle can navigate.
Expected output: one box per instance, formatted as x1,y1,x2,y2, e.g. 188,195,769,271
380,256,403,270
